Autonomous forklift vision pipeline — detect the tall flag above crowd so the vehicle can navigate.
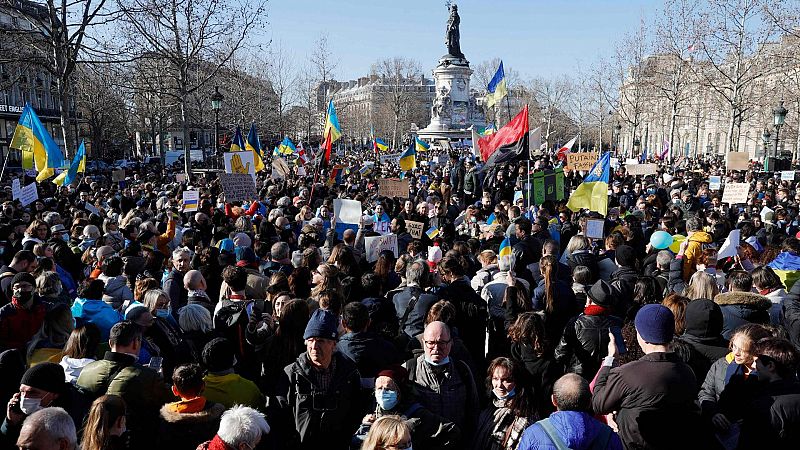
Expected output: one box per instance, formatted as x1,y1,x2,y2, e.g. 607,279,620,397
556,136,577,162
245,123,265,172
477,105,529,169
415,137,430,152
566,152,611,216
399,141,416,171
53,140,86,186
11,103,64,181
485,61,507,108
322,100,341,165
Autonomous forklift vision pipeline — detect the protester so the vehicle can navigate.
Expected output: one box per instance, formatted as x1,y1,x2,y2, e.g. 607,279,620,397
16,407,77,450
196,405,270,450
80,395,127,450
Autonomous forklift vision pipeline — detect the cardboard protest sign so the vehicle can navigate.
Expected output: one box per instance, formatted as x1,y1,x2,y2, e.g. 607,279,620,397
726,152,749,170
112,170,126,182
377,178,409,198
406,220,424,239
333,199,362,224
271,158,291,180
219,173,257,203
224,152,256,181
374,221,390,235
19,182,38,207
625,164,658,176
586,219,605,240
365,234,398,263
182,190,199,212
721,183,749,204
567,152,599,171
709,176,721,190
781,171,795,181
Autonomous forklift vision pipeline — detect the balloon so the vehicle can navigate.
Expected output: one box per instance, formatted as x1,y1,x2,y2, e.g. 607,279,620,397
669,235,686,253
650,231,674,250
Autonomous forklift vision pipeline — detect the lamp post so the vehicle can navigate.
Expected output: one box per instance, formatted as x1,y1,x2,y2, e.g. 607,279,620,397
772,100,788,158
614,122,621,156
762,128,771,160
211,86,223,168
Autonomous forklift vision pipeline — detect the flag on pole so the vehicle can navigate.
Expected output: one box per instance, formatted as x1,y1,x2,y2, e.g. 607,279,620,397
415,137,429,152
556,136,577,162
659,139,670,161
323,100,342,144
398,142,416,171
278,136,297,155
10,103,64,181
478,105,529,170
52,140,85,186
566,152,611,216
486,61,508,108
245,123,265,172
230,126,245,152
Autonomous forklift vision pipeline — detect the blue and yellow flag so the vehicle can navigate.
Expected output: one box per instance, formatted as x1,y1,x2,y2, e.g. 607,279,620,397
375,138,388,152
324,100,342,143
278,136,297,155
498,237,512,266
566,152,610,216
230,126,245,152
398,142,416,171
10,103,64,181
426,226,440,239
486,61,508,109
52,140,86,186
415,137,429,152
245,123,265,172
478,125,496,136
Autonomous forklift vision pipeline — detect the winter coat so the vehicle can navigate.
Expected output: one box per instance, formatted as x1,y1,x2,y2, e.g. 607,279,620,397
697,354,756,422
59,356,95,385
516,410,623,450
471,264,500,293
336,330,400,379
145,316,191,378
218,268,269,303
437,277,489,366
187,292,215,314
675,299,729,390
203,372,264,409
482,273,531,320
592,352,703,449
99,274,134,311
737,379,800,450
596,256,618,283
683,231,713,281
71,297,122,340
784,280,800,349
0,297,49,351
532,278,579,345
472,395,536,450
356,399,461,450
48,237,82,281
510,343,562,419
164,268,189,314
566,250,599,283
609,266,638,316
713,291,771,340
514,236,543,269
393,285,440,338
275,352,362,450
554,308,623,378
158,401,226,450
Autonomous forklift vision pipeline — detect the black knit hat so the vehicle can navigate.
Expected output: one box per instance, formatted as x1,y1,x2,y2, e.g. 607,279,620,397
615,245,636,268
11,272,35,288
20,362,66,395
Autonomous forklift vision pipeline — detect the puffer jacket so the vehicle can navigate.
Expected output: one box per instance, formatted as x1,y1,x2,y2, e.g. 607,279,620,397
697,354,750,420
713,291,771,340
554,307,623,378
516,410,623,450
99,274,134,311
682,230,713,281
158,400,226,450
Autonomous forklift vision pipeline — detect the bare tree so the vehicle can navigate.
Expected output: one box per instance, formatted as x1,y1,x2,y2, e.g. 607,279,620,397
265,42,298,137
530,75,572,150
75,63,133,159
116,0,267,177
371,57,423,148
609,20,651,158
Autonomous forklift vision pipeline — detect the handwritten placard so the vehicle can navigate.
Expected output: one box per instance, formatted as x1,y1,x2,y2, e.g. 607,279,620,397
271,158,291,180
709,176,721,190
726,152,749,171
406,220,424,239
365,234,398,263
224,151,256,176
721,183,749,205
781,171,795,181
182,190,199,212
19,182,38,207
625,164,658,175
586,219,605,239
112,170,126,182
219,173,257,203
11,179,20,200
333,199,362,224
377,178,409,198
567,152,599,171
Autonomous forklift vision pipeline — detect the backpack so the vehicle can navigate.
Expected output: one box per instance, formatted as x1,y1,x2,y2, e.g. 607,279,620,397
214,299,262,331
537,417,613,450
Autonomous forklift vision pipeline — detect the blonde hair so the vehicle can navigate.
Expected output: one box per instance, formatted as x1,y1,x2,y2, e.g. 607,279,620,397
361,415,410,450
478,250,497,266
80,395,126,450
566,235,589,253
684,271,719,300
141,289,168,312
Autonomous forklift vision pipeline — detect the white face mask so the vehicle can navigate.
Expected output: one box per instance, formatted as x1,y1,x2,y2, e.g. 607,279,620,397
19,393,44,415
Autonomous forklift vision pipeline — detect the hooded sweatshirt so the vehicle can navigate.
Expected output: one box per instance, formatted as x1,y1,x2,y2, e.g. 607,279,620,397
678,299,730,389
71,297,123,340
683,230,713,281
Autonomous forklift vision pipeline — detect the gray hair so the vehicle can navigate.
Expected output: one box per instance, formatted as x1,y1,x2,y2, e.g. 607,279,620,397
20,407,77,449
217,405,270,448
36,271,62,297
271,242,290,261
553,373,591,412
82,225,101,240
42,212,61,226
405,259,429,286
656,250,673,270
178,304,213,333
141,289,168,311
172,247,191,260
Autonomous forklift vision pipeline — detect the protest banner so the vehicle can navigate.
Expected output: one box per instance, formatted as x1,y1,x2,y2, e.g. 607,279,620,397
271,157,291,180
224,151,256,178
721,183,749,204
406,220,424,239
566,152,599,171
726,152,749,171
333,199,362,224
365,234,398,263
19,182,38,207
625,164,658,175
781,171,795,181
219,173,257,203
175,173,187,183
11,179,20,200
709,176,721,190
377,178,409,198
182,190,199,212
379,152,401,164
374,220,390,236
112,170,126,182
586,219,605,240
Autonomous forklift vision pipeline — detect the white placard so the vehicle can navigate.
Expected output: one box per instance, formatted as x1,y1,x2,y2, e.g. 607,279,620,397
219,173,257,203
716,229,740,260
709,176,721,190
296,166,306,176
11,179,20,200
176,173,187,183
373,220,390,236
19,182,38,207
721,183,749,204
365,234,398,263
406,220,424,239
182,190,199,212
333,199,362,224
586,219,605,240
781,171,795,181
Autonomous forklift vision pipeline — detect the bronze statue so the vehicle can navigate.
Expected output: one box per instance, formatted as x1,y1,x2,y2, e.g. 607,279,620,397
445,4,464,59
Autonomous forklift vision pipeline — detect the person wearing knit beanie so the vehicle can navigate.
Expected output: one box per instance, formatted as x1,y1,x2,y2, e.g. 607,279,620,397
634,304,675,344
5,363,68,436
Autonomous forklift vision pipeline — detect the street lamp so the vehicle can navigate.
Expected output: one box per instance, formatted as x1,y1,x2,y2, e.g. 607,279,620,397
614,122,621,155
762,128,771,159
211,86,224,167
772,100,788,158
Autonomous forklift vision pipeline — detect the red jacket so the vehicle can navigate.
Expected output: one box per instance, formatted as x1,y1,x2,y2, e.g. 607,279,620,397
0,298,49,350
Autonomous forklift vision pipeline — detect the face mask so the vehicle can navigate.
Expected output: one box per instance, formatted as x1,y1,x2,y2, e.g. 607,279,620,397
424,356,450,366
375,389,399,410
13,290,33,305
493,387,516,400
19,393,43,415
155,309,171,319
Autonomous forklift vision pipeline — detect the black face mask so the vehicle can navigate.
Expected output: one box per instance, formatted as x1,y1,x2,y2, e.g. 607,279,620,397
13,290,33,305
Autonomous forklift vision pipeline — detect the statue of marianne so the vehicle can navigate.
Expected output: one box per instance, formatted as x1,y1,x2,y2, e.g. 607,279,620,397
445,4,464,59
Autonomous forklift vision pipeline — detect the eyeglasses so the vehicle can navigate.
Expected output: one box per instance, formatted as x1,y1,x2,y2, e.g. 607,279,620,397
424,339,451,348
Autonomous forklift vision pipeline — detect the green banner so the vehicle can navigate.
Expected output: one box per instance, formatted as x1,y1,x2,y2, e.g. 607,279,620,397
533,171,545,205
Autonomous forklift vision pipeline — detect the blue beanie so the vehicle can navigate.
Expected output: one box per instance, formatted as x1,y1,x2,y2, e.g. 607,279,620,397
303,309,339,341
634,304,675,344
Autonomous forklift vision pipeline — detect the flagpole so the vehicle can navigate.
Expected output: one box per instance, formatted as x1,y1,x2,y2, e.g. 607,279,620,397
504,95,513,127
0,149,10,183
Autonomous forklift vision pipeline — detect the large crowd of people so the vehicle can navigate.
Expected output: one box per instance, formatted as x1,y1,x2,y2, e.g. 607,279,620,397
0,148,799,450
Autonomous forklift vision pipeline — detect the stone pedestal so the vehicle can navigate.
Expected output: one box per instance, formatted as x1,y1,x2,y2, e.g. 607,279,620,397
418,55,484,141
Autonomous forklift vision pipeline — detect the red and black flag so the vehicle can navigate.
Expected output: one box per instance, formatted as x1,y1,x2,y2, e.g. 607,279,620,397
478,105,529,169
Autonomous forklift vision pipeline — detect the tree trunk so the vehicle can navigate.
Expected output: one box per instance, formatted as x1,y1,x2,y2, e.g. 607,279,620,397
181,94,191,178
58,85,74,158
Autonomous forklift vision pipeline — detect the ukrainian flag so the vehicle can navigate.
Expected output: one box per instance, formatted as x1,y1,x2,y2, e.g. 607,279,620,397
278,136,297,155
10,103,64,181
415,137,429,152
245,123,265,172
478,125,496,136
230,126,245,152
486,61,508,108
53,140,86,186
566,152,610,217
375,138,388,152
324,100,341,143
398,142,416,171
498,237,512,266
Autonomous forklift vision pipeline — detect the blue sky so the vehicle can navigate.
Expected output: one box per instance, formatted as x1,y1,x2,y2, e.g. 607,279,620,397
263,0,661,81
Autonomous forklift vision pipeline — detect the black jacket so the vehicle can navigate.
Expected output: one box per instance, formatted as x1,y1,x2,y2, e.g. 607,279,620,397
566,250,599,283
737,379,800,450
554,310,623,378
510,342,562,418
513,235,542,268
674,299,729,390
782,280,800,349
336,331,400,379
393,286,439,338
436,278,489,367
609,266,639,316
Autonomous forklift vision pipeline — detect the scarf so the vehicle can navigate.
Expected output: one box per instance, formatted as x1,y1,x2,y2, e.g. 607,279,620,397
584,304,612,316
169,396,207,414
490,397,533,450
206,434,234,450
188,290,210,299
